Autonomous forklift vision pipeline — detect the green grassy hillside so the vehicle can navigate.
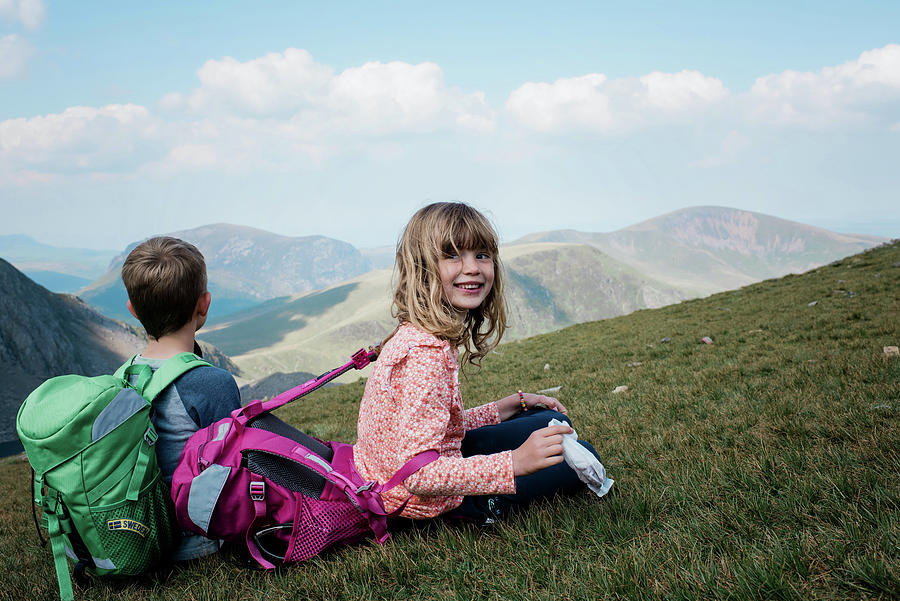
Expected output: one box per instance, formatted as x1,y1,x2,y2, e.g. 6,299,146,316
205,244,685,381
1,241,896,600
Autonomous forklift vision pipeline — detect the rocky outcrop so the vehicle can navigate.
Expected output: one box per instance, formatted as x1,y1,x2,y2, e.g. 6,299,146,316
0,259,239,447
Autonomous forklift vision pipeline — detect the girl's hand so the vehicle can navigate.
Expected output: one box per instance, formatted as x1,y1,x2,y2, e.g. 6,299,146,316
496,392,569,420
511,425,572,476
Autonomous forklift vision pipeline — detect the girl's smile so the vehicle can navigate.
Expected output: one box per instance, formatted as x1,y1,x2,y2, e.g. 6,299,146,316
439,249,495,316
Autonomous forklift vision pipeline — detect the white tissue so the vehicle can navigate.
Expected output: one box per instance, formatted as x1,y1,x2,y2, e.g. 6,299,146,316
549,418,614,498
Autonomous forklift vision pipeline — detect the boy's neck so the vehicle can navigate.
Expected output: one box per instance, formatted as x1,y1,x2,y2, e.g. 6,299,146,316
141,324,197,360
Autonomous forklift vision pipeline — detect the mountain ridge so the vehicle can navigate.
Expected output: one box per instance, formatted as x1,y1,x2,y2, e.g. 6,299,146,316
513,206,886,295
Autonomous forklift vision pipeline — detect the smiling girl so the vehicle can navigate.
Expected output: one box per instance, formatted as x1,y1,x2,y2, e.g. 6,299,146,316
354,202,602,522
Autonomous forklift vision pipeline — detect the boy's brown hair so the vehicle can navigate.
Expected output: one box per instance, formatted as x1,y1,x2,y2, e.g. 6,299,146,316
121,236,207,339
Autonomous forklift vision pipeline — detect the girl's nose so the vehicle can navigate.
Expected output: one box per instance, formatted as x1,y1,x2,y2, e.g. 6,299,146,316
461,252,480,274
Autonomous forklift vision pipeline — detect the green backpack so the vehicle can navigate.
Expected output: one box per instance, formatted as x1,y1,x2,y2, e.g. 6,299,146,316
16,353,210,601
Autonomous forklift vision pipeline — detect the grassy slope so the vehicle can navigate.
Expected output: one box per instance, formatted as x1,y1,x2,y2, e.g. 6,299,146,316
1,242,897,601
207,244,685,381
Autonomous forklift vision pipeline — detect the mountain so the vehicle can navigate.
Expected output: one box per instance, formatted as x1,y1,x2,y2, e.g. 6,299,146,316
514,206,886,296
201,243,686,379
0,234,118,293
0,260,241,450
77,224,372,323
0,259,145,445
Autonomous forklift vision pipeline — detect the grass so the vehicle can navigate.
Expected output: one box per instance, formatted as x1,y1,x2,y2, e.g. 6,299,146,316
1,241,897,601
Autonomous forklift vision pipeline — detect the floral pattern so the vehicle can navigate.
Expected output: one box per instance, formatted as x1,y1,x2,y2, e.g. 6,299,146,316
354,323,515,518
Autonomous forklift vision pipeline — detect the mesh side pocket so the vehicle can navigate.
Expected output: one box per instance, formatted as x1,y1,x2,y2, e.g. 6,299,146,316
244,450,327,499
285,496,370,563
89,475,180,575
246,414,333,461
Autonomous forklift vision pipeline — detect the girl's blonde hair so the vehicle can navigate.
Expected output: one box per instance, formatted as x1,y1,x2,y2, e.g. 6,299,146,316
391,202,507,366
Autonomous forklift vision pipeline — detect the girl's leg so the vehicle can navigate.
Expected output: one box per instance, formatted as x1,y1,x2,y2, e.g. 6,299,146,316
450,408,601,522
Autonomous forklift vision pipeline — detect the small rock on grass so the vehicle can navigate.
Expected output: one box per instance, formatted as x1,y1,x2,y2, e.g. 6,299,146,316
701,336,713,344
808,300,818,307
884,346,899,357
627,361,642,367
543,363,551,371
612,385,629,394
660,337,671,343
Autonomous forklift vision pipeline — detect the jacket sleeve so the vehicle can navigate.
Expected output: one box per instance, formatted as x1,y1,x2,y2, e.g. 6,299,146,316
175,365,242,427
462,402,501,431
390,348,515,497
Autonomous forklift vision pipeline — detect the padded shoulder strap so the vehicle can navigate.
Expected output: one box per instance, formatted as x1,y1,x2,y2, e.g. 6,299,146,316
142,353,211,402
113,354,138,379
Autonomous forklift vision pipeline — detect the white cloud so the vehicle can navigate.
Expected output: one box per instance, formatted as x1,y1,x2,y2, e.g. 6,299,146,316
0,33,31,78
0,104,160,169
165,144,218,169
506,70,727,134
750,44,900,128
164,49,494,135
0,0,44,30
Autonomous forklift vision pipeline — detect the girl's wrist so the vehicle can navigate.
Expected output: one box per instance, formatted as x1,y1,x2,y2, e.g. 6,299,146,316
517,390,527,412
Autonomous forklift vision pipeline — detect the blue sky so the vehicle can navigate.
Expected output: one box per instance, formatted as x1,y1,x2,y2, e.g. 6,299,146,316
1,1,898,249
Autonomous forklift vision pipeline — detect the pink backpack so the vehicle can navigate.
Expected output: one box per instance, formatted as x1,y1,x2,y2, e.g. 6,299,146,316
170,349,437,568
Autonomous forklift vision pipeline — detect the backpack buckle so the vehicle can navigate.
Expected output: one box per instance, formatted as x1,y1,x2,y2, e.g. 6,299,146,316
249,480,266,502
351,348,371,370
143,427,158,447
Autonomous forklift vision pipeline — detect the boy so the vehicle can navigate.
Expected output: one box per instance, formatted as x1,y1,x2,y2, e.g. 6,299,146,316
121,236,241,561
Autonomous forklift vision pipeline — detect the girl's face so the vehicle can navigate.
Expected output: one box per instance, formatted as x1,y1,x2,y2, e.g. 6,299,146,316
438,248,494,316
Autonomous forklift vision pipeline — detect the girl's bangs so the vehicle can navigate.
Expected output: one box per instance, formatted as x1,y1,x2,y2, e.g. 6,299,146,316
440,218,497,255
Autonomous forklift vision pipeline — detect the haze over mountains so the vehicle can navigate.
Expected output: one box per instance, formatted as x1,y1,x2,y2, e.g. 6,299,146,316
514,207,884,296
77,224,375,323
0,206,889,447
0,234,118,293
196,206,885,379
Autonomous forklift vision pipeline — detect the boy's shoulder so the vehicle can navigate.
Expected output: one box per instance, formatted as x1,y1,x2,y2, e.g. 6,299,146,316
170,363,241,419
135,356,241,426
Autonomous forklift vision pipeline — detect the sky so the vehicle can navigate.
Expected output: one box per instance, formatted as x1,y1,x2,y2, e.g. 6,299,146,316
1,1,899,250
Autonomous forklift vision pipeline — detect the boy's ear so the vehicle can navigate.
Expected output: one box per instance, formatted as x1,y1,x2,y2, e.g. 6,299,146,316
196,291,212,318
126,300,138,319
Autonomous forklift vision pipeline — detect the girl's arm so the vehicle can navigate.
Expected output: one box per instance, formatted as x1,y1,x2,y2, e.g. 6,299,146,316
384,348,517,497
495,392,568,421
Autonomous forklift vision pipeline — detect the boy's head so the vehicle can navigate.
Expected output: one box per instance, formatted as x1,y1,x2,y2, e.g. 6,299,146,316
121,236,208,340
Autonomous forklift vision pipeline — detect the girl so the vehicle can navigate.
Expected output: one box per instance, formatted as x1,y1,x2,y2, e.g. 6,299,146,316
354,202,602,523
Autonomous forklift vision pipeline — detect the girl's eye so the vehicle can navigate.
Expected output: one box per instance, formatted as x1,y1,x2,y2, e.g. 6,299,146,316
476,252,491,260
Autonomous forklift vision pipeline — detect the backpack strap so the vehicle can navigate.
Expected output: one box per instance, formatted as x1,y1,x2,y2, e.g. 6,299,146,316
43,488,75,601
141,352,212,401
378,450,440,493
239,348,375,422
113,352,211,400
115,352,211,501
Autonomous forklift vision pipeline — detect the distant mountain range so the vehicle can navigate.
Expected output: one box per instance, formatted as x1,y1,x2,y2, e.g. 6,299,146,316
196,207,886,379
76,224,375,324
0,206,890,441
513,207,885,296
0,234,118,293
200,241,690,379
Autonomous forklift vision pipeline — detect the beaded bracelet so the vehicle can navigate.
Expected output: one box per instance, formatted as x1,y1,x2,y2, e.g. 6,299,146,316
518,390,527,412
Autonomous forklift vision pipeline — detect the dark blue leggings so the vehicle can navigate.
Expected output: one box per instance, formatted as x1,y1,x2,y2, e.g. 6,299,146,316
447,408,601,522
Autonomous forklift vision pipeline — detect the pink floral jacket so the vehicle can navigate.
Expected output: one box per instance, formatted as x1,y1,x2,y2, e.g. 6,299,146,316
354,322,516,518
